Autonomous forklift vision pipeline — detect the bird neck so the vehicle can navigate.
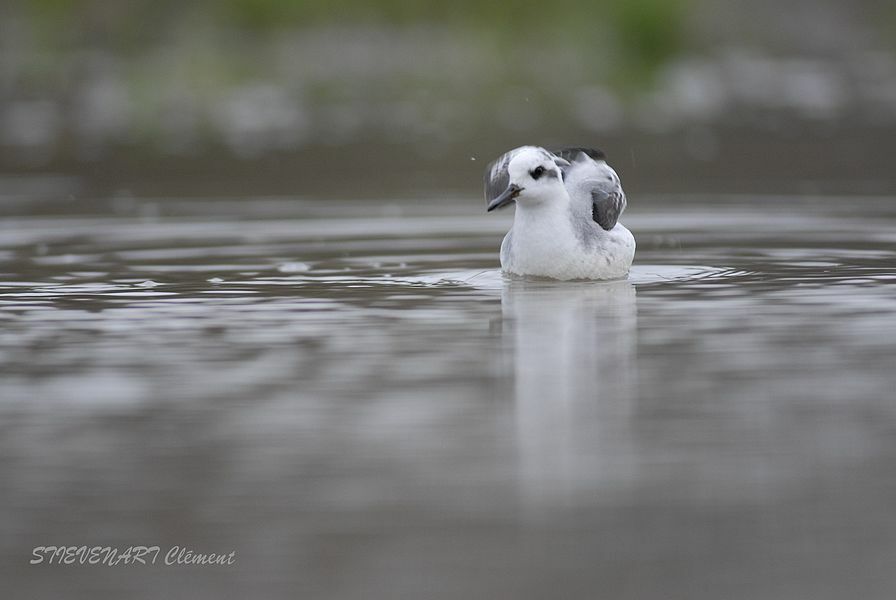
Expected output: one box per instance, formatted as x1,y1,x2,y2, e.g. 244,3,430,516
512,193,575,241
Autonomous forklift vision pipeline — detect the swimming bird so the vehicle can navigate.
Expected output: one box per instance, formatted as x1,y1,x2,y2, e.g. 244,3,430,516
484,146,635,280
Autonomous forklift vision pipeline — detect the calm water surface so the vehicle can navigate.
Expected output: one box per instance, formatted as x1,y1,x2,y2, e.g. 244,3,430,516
3,194,896,599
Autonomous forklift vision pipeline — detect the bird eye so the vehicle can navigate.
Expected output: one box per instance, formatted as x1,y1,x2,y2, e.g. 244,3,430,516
530,166,546,180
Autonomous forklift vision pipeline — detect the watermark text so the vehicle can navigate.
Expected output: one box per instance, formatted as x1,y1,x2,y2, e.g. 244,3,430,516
30,546,236,567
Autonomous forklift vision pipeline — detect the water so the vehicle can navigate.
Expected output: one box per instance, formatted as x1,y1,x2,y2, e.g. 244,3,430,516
3,193,896,598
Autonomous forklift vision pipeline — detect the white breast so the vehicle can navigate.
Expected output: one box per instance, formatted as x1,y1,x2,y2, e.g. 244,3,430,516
501,204,635,281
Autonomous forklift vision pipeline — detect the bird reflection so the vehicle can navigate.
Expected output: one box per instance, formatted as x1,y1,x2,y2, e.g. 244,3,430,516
500,278,638,511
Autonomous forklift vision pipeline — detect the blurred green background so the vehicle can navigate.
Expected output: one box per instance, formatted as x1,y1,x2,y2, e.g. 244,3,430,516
3,0,896,197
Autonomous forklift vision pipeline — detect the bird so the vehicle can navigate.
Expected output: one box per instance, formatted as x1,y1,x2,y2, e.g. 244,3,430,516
484,146,635,281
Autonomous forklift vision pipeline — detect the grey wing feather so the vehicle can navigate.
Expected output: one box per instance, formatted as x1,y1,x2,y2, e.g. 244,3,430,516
552,146,627,231
483,147,523,204
551,146,607,164
551,147,609,187
591,188,626,231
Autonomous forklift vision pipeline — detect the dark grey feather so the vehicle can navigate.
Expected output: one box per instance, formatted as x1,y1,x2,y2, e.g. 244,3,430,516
591,189,626,231
551,146,607,164
483,147,523,204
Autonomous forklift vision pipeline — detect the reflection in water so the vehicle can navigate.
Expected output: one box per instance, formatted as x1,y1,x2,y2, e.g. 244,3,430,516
501,279,637,509
3,196,896,598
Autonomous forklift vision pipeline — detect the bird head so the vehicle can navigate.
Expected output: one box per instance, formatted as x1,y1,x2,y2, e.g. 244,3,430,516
487,147,569,212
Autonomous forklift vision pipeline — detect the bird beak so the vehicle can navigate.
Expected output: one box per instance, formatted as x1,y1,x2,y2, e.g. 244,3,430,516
487,184,523,212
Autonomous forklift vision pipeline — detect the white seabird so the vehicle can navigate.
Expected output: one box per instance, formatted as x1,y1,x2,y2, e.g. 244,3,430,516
485,146,635,280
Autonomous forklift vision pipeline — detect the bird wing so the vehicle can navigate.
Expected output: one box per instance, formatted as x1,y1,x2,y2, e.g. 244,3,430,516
551,146,626,231
483,147,526,206
550,146,607,163
590,187,627,231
